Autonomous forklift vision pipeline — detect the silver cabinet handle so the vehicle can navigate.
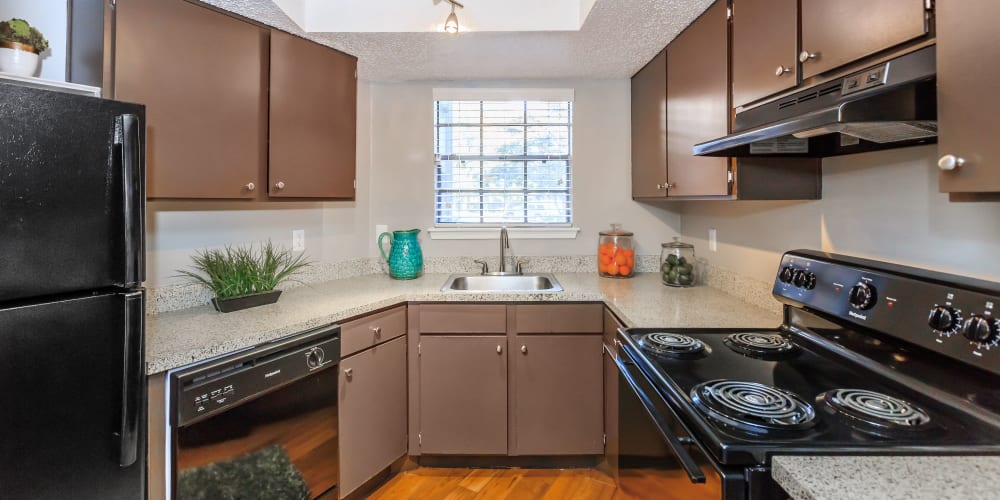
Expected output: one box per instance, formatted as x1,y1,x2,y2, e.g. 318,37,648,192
665,183,676,189
799,50,818,63
938,154,965,171
274,181,286,190
775,65,791,76
497,345,503,354
344,368,353,379
245,182,255,192
521,345,527,354
371,325,382,337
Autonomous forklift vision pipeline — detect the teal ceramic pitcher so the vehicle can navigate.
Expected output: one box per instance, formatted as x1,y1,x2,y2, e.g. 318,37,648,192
378,229,424,280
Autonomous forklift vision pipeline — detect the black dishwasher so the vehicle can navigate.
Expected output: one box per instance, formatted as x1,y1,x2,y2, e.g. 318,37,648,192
169,324,340,500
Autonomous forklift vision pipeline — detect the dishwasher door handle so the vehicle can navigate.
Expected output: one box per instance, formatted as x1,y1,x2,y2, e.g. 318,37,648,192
614,344,707,484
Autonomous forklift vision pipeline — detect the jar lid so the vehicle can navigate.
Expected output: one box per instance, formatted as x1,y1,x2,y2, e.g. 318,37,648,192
662,236,694,249
600,223,633,237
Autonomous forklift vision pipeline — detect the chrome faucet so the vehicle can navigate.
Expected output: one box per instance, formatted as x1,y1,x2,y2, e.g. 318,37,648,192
499,227,510,273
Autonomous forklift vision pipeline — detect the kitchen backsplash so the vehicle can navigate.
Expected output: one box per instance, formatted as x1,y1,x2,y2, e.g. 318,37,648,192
147,255,779,315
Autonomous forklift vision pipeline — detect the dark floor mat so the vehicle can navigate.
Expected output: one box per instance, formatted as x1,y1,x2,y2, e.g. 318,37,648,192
176,444,310,500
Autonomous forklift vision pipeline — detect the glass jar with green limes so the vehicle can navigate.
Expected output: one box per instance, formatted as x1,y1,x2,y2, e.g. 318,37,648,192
660,237,697,287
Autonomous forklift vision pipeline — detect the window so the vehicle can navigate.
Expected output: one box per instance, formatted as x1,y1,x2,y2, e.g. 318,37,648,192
434,98,572,226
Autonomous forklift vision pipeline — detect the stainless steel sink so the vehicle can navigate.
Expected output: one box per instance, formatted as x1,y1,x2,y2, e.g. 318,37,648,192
441,273,564,292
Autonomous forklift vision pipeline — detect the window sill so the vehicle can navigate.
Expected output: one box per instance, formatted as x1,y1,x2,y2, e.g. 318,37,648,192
427,226,581,240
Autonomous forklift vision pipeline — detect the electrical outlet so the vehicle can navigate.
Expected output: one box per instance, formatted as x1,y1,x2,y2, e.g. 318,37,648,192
292,230,305,252
709,228,718,252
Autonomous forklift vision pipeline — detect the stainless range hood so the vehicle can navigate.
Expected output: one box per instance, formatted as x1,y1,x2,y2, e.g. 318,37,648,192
694,46,937,158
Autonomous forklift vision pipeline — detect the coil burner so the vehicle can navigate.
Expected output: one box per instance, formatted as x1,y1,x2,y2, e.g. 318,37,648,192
723,332,798,360
638,332,709,360
691,380,816,434
817,389,932,438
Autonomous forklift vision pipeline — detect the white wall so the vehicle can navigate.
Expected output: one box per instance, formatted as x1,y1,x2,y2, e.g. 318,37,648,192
0,0,67,80
144,82,373,286
679,145,1000,283
367,79,682,259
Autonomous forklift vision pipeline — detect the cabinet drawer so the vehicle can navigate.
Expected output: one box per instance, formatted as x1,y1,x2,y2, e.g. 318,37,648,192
340,306,406,357
418,304,507,334
515,304,603,334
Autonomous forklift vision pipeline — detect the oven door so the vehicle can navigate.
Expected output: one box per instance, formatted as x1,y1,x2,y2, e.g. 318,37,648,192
613,340,748,500
172,369,339,499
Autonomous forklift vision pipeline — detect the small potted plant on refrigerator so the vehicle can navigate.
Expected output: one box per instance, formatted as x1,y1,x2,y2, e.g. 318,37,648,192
0,18,49,77
177,241,312,313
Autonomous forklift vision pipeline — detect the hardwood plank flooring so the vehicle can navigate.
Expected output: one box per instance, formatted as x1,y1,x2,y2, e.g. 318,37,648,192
367,467,699,499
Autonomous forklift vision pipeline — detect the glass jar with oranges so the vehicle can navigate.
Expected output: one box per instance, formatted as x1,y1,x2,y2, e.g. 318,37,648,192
597,224,635,278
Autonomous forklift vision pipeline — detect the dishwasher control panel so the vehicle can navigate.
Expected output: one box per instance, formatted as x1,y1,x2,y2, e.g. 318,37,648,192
171,324,340,426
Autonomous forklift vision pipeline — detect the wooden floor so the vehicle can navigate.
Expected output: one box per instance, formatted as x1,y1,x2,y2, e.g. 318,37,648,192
367,467,716,500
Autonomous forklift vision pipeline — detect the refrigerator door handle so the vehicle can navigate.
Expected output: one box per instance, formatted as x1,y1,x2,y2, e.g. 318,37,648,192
116,114,144,287
118,291,145,467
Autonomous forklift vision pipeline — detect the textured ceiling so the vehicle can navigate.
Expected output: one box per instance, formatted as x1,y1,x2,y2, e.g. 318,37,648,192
198,0,715,81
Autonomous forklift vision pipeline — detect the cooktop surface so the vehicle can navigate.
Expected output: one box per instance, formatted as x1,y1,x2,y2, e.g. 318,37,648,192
620,326,1000,465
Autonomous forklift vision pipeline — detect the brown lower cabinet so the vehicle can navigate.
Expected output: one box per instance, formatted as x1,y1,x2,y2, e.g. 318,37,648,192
338,336,408,497
417,335,509,455
511,335,604,455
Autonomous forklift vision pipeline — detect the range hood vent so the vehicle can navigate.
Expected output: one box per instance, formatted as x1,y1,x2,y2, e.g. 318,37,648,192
694,46,937,158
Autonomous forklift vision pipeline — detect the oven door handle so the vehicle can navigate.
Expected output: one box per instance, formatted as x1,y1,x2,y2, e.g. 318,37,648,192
613,343,707,484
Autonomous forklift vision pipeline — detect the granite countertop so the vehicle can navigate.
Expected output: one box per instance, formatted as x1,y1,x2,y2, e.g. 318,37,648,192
772,455,1000,500
146,272,782,374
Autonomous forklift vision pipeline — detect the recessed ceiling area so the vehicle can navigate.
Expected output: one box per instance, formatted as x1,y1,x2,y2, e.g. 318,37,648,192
198,0,714,81
272,0,599,33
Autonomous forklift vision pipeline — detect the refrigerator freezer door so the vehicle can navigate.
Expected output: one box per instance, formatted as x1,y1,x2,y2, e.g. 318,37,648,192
0,291,146,499
0,83,145,302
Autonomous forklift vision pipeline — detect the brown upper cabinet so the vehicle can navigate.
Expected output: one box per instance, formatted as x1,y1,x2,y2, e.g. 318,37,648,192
731,0,799,108
799,0,929,80
936,0,1000,195
630,49,668,199
665,0,731,197
269,31,357,199
114,0,357,200
115,0,267,199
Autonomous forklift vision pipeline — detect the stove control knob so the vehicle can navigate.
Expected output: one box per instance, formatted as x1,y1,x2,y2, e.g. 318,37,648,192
805,273,817,290
779,266,796,284
927,306,960,334
848,283,876,310
962,315,999,344
793,270,808,287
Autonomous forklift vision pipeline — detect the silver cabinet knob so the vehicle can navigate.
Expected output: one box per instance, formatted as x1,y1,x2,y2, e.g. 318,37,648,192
274,181,286,190
775,65,791,76
497,345,503,354
664,183,676,189
938,154,965,171
245,182,255,192
521,345,527,354
371,326,382,337
799,51,817,63
344,368,353,379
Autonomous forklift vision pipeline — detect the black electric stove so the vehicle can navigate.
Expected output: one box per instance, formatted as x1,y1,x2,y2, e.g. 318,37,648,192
614,250,1000,500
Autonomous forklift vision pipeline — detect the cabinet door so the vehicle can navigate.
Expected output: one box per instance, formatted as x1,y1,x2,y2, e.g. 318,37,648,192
418,336,507,454
115,0,267,199
666,0,730,197
269,31,357,199
800,0,928,79
339,336,407,496
630,49,668,199
937,0,1000,194
512,335,603,455
732,0,799,107
602,310,623,479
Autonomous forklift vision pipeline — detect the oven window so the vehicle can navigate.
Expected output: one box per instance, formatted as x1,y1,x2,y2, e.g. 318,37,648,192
175,372,338,499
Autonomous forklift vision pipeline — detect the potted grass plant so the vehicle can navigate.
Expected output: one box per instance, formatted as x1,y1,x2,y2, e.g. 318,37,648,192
0,18,49,77
177,241,311,313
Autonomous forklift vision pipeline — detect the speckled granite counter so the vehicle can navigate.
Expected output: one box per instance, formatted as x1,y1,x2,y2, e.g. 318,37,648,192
146,272,781,374
773,455,1000,500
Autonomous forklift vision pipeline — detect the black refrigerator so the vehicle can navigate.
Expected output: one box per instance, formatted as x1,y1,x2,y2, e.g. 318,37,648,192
0,82,147,499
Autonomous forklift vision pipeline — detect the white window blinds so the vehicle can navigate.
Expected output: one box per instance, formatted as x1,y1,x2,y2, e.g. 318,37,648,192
434,98,573,225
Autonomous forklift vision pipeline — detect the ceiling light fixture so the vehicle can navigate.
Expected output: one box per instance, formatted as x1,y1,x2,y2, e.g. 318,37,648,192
443,0,463,34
